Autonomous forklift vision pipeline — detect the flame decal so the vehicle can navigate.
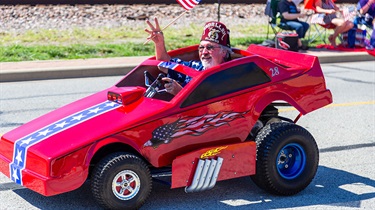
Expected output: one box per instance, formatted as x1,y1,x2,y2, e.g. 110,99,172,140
144,110,248,148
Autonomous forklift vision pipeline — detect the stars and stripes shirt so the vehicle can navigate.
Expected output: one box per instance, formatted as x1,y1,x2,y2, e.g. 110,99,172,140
168,58,204,87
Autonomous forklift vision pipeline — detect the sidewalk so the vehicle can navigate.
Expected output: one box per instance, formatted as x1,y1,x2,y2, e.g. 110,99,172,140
0,48,373,82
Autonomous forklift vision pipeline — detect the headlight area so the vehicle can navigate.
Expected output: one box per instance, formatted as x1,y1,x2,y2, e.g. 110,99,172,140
50,145,92,178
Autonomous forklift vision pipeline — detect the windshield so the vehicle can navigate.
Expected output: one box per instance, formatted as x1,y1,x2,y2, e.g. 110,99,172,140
116,59,199,88
115,60,199,102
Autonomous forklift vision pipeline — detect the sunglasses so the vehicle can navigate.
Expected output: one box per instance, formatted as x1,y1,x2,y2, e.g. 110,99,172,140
198,45,221,52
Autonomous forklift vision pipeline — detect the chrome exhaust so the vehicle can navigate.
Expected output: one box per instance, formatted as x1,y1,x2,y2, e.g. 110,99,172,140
185,157,223,193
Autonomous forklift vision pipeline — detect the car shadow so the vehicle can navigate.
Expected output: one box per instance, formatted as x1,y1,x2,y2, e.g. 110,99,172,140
5,164,374,209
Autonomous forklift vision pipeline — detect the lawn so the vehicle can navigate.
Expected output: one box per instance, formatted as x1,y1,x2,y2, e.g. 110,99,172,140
0,23,324,62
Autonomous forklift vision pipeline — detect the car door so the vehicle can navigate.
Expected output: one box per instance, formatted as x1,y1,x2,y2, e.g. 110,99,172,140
141,61,271,167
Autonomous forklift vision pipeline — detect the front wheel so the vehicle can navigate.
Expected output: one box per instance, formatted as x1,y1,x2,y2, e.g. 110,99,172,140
91,152,152,210
251,122,319,195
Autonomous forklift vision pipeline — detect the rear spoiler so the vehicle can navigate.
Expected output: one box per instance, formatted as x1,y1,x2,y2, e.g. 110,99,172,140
246,44,318,70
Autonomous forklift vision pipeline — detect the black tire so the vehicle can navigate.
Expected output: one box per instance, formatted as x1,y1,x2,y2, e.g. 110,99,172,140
91,152,152,210
250,122,319,195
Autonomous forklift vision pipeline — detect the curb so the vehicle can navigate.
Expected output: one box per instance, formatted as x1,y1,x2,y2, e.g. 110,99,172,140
0,65,135,82
309,51,374,63
0,52,373,83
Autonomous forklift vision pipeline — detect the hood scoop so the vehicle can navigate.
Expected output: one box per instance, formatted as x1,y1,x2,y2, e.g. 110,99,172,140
107,86,146,105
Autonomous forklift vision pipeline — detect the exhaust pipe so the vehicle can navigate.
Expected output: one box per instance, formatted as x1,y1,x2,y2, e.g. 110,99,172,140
185,157,223,193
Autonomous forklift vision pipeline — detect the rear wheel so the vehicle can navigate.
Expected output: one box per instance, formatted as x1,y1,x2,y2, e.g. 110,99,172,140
91,152,152,210
251,122,319,195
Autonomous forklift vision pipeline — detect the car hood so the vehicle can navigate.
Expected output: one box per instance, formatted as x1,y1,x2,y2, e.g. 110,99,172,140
2,86,169,160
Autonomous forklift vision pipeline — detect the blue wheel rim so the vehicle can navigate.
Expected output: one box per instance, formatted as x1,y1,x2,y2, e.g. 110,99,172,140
276,143,306,179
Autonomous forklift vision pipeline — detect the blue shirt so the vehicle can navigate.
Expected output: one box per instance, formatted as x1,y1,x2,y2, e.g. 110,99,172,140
278,0,299,22
168,58,205,87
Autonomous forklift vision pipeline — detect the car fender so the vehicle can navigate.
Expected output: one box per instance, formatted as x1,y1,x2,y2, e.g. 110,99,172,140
253,90,304,118
87,134,144,168
43,134,143,196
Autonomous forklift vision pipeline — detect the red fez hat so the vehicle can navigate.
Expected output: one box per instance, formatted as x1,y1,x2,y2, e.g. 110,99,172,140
200,21,230,48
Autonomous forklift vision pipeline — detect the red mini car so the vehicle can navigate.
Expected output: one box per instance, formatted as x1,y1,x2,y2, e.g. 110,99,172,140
0,44,332,209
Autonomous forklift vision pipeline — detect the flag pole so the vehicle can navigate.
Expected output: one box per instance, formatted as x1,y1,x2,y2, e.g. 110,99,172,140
143,10,189,45
217,0,221,22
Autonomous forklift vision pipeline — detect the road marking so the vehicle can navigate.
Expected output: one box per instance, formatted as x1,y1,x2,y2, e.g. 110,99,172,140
327,100,375,107
279,100,375,112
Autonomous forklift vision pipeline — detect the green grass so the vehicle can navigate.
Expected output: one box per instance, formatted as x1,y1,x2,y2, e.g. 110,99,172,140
0,44,156,62
0,23,324,62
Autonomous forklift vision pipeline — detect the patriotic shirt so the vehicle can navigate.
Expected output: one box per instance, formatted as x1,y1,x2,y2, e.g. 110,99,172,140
168,58,204,87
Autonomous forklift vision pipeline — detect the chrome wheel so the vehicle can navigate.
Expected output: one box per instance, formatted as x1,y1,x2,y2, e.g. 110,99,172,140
112,170,141,200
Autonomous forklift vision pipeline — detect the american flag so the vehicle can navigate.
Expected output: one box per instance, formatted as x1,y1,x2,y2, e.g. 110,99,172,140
9,101,121,185
144,111,248,148
176,0,202,11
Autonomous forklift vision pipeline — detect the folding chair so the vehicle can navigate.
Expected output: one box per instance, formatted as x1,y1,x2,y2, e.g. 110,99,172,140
304,0,337,44
265,0,294,39
308,16,336,44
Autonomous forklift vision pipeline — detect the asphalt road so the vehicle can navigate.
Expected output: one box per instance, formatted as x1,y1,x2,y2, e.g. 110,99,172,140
0,61,374,209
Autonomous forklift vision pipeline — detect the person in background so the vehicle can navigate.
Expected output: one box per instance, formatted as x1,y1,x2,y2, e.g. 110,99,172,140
278,0,310,50
145,18,232,95
315,0,354,47
354,0,375,47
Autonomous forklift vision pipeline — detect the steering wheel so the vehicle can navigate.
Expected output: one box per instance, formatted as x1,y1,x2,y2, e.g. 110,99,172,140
144,71,168,98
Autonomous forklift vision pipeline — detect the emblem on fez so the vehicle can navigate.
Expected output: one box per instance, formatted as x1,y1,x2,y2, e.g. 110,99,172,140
207,29,220,42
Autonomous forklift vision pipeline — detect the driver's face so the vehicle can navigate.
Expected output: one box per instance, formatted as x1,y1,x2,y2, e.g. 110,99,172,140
198,41,226,69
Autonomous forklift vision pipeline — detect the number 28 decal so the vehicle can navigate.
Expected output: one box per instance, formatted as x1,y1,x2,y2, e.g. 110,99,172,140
269,67,279,77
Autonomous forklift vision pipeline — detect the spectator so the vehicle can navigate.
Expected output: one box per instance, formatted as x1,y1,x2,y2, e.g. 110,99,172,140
278,0,310,50
354,0,375,47
315,0,354,47
145,18,232,95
